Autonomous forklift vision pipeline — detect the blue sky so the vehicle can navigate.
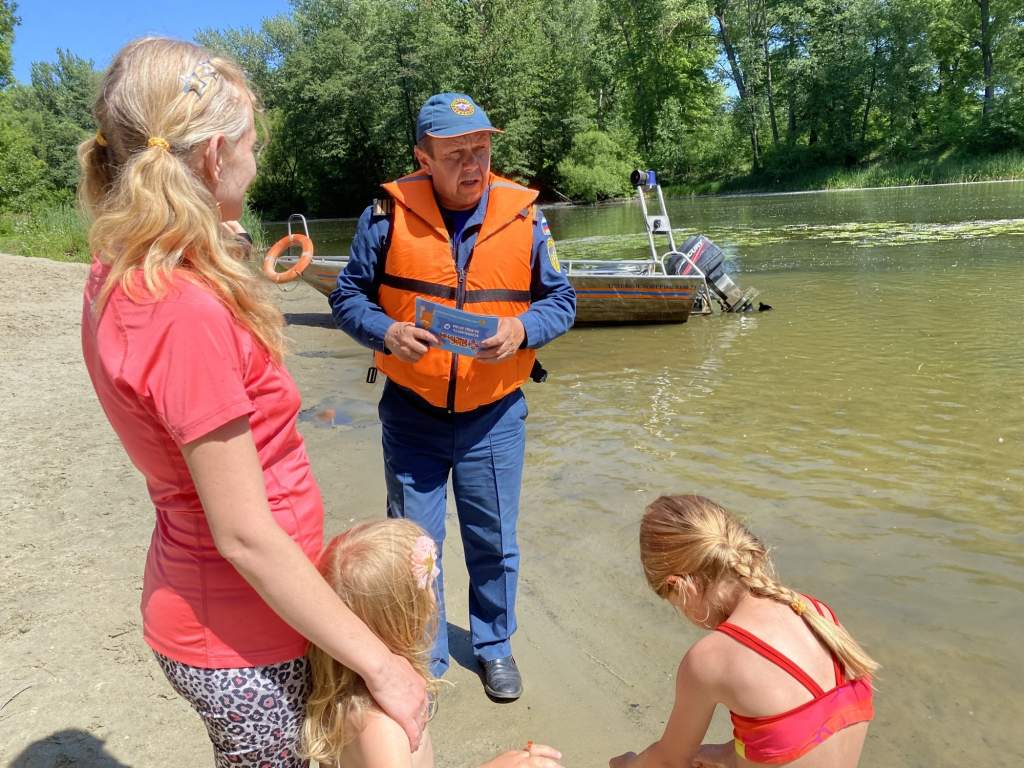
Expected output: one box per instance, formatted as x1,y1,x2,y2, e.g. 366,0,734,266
10,0,292,83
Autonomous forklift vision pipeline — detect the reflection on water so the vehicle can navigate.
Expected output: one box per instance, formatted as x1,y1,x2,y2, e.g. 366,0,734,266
275,181,1024,764
298,395,378,429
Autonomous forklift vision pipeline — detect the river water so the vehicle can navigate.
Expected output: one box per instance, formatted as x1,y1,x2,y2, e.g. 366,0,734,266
270,181,1023,764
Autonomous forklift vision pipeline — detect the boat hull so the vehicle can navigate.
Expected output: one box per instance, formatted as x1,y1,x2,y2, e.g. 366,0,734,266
272,256,701,325
569,273,699,325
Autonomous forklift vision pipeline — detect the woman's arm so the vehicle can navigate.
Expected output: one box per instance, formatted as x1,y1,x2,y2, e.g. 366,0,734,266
609,647,718,768
182,415,427,749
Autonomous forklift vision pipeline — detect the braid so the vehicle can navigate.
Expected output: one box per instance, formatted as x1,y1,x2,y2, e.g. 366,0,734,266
729,552,878,680
729,553,797,604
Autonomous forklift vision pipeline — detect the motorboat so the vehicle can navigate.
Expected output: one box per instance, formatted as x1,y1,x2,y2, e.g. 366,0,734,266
263,170,762,325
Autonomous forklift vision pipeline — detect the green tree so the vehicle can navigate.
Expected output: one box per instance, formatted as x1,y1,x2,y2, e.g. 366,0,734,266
0,92,48,210
926,0,1021,148
0,0,16,89
24,50,99,194
557,129,638,202
197,14,302,107
188,0,1024,211
600,0,719,158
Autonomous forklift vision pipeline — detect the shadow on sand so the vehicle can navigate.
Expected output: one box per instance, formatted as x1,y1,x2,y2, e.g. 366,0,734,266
9,729,134,767
284,311,334,329
446,623,517,705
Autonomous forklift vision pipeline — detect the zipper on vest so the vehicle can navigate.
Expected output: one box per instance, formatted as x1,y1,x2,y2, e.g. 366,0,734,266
445,240,466,413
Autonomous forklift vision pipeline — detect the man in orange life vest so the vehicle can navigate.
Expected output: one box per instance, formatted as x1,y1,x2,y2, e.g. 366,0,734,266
330,93,575,699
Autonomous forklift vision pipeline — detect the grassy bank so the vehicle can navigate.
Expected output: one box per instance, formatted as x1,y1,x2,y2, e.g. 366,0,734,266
668,149,1024,196
0,204,269,263
0,205,90,261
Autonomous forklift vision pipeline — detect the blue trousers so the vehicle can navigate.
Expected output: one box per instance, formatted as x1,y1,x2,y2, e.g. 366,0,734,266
379,380,527,676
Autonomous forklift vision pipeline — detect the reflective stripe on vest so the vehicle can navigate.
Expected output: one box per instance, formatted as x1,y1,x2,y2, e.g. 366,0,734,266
375,171,538,412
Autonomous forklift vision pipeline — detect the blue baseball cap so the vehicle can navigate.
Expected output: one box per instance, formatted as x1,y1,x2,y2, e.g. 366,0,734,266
416,92,502,143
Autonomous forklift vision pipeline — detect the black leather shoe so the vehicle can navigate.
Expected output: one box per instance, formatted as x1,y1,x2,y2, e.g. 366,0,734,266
481,655,522,700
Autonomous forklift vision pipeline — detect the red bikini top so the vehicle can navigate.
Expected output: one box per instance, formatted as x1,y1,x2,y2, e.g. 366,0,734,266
715,596,874,765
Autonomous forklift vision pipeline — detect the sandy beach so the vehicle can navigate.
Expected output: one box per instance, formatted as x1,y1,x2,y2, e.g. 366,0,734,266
0,252,730,767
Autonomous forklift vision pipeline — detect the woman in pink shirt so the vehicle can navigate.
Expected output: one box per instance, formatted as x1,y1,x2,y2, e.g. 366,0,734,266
78,37,427,767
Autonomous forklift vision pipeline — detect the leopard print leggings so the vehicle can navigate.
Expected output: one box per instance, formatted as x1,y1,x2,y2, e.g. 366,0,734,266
154,652,311,767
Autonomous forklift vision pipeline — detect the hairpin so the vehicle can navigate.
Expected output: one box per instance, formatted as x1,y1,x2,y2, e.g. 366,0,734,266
410,535,440,590
180,60,219,98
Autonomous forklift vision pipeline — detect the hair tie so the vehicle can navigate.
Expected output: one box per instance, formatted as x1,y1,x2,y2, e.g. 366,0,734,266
147,136,171,152
790,600,807,616
95,131,108,147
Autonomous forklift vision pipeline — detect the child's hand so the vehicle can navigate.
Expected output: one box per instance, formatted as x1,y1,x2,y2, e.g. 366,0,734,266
691,741,736,768
609,751,638,768
482,742,563,768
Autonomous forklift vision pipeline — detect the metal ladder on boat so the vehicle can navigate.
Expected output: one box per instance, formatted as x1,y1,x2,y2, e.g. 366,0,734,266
631,170,714,314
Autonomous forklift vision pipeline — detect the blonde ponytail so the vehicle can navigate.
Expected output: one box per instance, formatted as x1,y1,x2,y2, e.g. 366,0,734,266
78,37,284,361
640,495,878,680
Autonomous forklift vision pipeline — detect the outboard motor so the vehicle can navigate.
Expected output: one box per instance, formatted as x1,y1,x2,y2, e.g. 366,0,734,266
631,169,764,313
671,235,758,313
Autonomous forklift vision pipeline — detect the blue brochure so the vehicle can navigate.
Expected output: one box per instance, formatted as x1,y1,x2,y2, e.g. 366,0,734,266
415,297,498,357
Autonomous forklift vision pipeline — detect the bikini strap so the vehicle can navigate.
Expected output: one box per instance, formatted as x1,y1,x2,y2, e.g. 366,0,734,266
803,595,845,686
716,622,826,698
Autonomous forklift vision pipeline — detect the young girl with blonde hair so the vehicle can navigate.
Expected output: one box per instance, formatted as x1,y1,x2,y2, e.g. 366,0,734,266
79,37,427,766
305,519,563,768
611,495,877,768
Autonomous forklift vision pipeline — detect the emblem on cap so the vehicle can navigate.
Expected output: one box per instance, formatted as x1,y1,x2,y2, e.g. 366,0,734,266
450,97,475,117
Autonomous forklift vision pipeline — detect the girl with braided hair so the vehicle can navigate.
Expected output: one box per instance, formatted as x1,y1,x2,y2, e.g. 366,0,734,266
610,495,877,768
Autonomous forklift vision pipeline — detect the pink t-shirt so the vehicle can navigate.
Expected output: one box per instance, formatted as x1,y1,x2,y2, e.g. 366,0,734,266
81,259,324,668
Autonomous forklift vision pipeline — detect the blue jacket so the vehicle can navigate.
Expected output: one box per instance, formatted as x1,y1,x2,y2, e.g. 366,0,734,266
329,186,576,353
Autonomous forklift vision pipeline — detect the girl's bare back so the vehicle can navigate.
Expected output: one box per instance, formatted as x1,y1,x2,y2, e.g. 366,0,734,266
709,596,870,768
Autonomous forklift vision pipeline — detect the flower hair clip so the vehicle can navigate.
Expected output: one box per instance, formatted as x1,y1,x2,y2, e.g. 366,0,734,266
410,535,439,590
180,60,219,98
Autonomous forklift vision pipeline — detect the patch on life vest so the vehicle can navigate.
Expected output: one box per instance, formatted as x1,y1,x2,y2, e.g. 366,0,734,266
546,238,560,272
451,98,475,117
372,198,393,217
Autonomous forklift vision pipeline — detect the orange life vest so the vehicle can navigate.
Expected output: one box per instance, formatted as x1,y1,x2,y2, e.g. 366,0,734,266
375,170,538,412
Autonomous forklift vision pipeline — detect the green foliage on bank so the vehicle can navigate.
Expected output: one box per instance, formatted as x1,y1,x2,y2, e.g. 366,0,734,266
0,202,270,264
0,204,88,261
669,149,1024,196
0,23,98,212
557,130,639,203
198,0,1024,213
2,0,1024,259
